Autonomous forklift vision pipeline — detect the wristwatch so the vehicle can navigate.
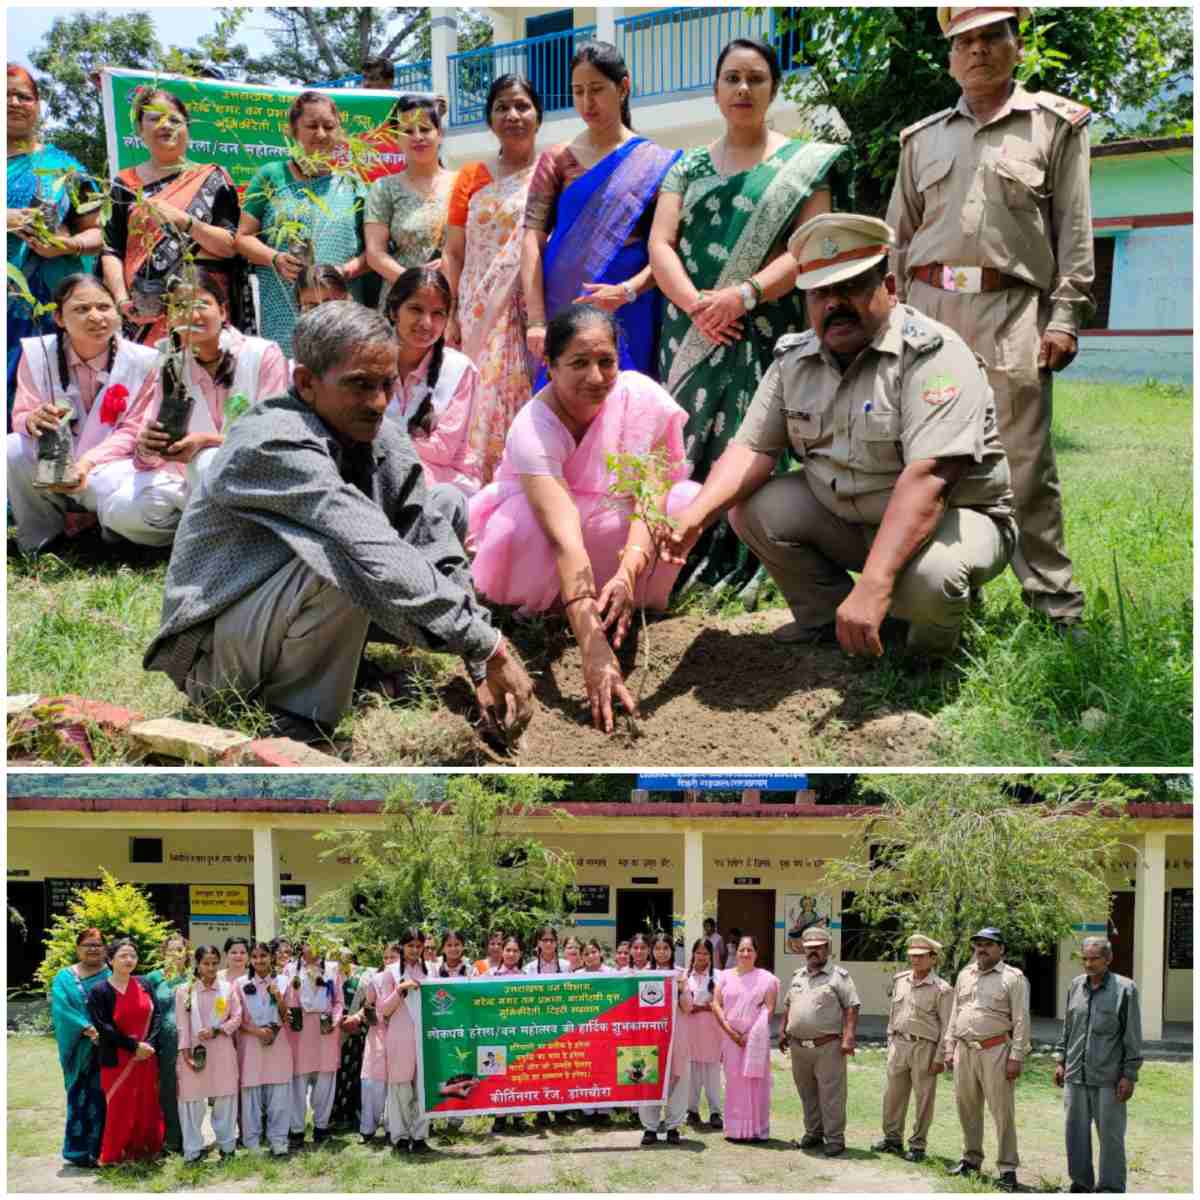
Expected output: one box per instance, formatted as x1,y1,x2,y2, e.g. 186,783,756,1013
739,281,758,312
621,281,637,305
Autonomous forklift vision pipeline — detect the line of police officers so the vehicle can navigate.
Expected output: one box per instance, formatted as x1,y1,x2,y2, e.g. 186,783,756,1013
666,4,1096,661
779,924,1143,1193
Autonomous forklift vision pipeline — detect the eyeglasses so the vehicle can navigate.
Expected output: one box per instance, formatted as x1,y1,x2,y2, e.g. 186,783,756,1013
79,943,104,950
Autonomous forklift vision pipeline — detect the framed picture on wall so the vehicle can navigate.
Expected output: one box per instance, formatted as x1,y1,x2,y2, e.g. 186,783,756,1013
783,894,833,954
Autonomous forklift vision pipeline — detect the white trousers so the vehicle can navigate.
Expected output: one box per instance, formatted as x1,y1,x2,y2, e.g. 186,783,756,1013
640,1060,691,1132
99,466,186,547
360,1078,388,1137
241,1082,291,1154
179,1093,237,1161
688,1061,722,1115
6,432,126,551
290,1070,336,1134
386,1081,430,1143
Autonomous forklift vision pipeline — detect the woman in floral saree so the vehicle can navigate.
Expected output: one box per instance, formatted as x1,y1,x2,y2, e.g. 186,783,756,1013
442,74,544,485
649,38,844,597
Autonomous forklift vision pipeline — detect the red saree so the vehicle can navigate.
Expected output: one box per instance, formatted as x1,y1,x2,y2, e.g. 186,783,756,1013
98,982,164,1164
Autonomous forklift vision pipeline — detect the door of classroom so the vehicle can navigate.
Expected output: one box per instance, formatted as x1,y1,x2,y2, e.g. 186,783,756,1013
616,888,675,945
717,889,776,974
1021,942,1058,1018
1108,891,1136,980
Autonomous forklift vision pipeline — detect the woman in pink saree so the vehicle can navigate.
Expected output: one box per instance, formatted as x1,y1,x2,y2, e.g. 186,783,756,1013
469,305,700,733
712,934,779,1142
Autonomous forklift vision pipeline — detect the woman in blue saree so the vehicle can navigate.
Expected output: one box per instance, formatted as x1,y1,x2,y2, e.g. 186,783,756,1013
522,42,678,389
6,65,101,426
50,927,112,1167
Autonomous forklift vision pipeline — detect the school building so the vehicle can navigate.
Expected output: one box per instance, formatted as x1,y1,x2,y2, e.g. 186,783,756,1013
8,785,1191,1041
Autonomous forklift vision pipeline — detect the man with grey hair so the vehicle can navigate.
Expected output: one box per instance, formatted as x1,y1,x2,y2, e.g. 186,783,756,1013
145,301,534,744
1054,935,1143,1193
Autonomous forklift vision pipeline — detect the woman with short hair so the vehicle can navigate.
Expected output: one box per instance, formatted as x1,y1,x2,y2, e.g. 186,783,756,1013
100,87,246,349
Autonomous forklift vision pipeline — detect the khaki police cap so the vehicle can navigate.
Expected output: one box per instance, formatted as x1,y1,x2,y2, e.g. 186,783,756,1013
789,213,894,291
801,926,832,948
906,934,942,954
938,7,1032,38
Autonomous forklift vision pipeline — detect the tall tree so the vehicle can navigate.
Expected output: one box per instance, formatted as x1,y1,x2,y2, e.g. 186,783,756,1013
292,775,578,957
246,6,493,83
818,773,1136,979
784,7,1195,215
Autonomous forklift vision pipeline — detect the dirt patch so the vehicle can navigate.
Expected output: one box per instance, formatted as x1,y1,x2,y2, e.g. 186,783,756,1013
360,609,949,767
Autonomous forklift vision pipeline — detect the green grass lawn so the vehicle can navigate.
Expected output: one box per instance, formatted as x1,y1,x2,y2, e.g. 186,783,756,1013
6,378,1192,767
8,1036,1192,1193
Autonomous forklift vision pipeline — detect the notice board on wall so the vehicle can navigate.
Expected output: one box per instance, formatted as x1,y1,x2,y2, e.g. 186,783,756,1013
1168,887,1192,970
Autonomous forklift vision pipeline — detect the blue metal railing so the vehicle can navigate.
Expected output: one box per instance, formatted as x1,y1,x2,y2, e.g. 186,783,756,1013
615,7,807,100
448,24,597,127
394,60,433,92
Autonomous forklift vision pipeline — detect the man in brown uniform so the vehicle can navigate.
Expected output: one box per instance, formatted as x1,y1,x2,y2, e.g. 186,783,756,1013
779,926,860,1157
873,934,954,1162
662,212,1016,660
886,6,1095,629
944,927,1032,1191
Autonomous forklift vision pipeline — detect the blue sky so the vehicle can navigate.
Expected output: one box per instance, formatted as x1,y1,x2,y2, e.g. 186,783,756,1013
7,5,280,70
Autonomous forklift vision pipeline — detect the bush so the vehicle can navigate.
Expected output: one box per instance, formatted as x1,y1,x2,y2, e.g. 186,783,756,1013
34,869,177,993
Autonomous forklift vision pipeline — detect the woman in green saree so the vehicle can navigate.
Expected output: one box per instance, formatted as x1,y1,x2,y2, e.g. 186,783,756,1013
143,932,190,1153
649,38,844,598
237,92,366,357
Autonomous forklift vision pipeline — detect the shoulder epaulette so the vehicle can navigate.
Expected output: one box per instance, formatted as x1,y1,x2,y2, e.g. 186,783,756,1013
833,965,850,978
1004,963,1025,977
775,329,820,359
900,107,954,144
894,969,912,980
899,308,944,356
1035,92,1092,128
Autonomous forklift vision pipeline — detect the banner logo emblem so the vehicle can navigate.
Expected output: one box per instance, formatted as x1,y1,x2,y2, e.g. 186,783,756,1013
638,980,665,1007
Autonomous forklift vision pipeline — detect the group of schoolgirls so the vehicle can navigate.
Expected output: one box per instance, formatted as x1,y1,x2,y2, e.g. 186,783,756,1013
7,262,484,555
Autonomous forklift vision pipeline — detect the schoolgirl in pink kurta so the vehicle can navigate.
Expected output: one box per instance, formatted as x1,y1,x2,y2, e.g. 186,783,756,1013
238,977,292,1087
359,969,390,1086
715,965,779,1141
386,344,486,497
376,962,424,1085
281,961,344,1075
175,978,243,1101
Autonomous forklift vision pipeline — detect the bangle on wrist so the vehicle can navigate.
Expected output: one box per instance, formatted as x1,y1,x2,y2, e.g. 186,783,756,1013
620,280,637,305
563,591,597,609
748,275,765,303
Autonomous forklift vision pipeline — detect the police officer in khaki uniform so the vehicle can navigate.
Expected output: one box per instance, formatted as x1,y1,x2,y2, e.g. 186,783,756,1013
779,926,860,1157
945,927,1032,1191
885,6,1094,630
873,934,954,1162
663,212,1016,660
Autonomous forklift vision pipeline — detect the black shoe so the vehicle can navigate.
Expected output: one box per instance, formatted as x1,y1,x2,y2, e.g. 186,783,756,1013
949,1160,980,1177
641,1130,659,1146
872,1139,904,1155
797,1133,825,1149
288,1132,305,1149
360,1134,374,1145
687,1110,703,1127
666,1129,681,1144
773,619,838,646
218,1149,235,1160
823,1143,845,1158
265,706,337,747
709,1113,723,1130
1068,1186,1091,1194
996,1171,1019,1192
312,1127,331,1144
410,1139,430,1155
904,1149,926,1163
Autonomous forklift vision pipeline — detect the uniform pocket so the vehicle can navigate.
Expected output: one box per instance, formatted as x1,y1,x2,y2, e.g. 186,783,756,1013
858,408,903,469
992,156,1045,212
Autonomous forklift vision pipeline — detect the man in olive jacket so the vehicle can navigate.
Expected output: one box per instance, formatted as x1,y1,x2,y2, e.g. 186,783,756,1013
1054,936,1143,1193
